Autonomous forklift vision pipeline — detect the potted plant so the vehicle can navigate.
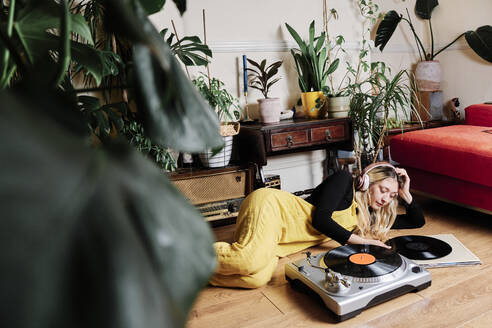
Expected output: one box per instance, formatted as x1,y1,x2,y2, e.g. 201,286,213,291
285,20,339,119
318,4,352,119
375,0,492,91
348,63,421,168
246,58,283,123
193,73,241,168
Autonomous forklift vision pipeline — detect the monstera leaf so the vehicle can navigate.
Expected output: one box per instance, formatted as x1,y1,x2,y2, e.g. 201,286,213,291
14,0,93,63
137,0,186,15
0,0,117,86
0,88,216,328
138,0,166,15
160,28,212,66
415,0,439,20
375,11,402,52
1,1,226,328
465,25,492,63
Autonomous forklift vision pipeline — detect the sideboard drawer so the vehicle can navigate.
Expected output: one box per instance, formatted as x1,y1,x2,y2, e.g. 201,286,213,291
311,124,345,142
236,117,352,158
271,130,309,150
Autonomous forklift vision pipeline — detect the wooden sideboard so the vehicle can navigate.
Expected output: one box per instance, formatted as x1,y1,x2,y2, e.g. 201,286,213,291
238,117,352,156
235,117,353,186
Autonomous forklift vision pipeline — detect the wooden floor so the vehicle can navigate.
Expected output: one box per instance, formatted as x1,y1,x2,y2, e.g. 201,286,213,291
186,196,492,328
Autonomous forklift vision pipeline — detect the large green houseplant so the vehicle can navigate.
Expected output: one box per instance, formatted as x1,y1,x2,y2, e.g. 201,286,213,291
348,63,421,168
285,20,339,119
69,0,213,172
375,0,492,91
0,1,222,328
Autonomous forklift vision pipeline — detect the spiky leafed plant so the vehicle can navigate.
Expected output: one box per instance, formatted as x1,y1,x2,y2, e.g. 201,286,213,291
285,20,339,93
349,64,421,167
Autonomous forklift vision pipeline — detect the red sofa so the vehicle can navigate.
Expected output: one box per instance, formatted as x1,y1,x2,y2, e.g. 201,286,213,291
390,104,492,214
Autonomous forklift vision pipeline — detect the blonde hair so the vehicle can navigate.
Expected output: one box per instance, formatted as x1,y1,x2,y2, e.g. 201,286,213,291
353,166,403,242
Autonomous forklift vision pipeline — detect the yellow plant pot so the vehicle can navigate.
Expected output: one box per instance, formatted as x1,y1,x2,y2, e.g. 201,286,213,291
301,91,326,119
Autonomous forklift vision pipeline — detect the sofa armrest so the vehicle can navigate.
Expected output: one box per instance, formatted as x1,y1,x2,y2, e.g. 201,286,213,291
465,104,492,127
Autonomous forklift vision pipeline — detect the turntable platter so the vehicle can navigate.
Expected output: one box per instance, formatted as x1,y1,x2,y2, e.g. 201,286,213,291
323,245,402,278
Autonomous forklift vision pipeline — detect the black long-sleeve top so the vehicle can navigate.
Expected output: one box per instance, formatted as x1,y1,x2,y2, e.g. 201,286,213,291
304,170,425,245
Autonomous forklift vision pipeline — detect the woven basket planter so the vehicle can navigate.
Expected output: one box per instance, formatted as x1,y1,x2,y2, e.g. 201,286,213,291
199,122,240,168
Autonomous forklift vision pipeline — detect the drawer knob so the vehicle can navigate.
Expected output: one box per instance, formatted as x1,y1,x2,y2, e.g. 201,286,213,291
286,135,294,148
325,129,332,140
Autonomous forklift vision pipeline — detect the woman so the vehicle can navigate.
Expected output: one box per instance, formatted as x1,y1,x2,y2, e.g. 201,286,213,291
210,162,424,288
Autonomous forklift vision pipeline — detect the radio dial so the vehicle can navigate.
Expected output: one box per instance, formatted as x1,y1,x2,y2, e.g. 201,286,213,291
228,203,239,213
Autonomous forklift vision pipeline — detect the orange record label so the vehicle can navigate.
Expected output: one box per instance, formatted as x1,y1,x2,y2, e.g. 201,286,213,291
349,253,376,265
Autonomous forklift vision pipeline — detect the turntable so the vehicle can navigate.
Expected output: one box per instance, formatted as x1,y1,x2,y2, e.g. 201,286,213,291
285,244,432,321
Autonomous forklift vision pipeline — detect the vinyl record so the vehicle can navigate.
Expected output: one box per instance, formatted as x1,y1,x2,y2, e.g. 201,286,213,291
387,235,452,260
323,245,402,278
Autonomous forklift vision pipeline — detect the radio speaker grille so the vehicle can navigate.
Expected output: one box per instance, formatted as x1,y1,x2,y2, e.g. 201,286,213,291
172,171,248,205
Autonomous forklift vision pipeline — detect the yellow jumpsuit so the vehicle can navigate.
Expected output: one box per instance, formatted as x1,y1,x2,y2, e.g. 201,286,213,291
210,187,359,288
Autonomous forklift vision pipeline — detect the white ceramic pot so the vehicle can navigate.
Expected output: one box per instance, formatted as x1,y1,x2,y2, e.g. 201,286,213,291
327,96,350,118
415,60,441,92
199,136,233,168
258,97,281,123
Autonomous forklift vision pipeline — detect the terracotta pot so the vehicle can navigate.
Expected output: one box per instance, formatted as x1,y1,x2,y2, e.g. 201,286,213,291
301,91,326,119
258,97,281,123
327,96,350,118
415,60,441,92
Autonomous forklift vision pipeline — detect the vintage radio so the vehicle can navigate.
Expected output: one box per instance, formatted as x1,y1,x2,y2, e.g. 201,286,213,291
169,166,253,222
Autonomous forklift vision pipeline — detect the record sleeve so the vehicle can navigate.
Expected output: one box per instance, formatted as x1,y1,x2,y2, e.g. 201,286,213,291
401,234,481,268
388,235,452,260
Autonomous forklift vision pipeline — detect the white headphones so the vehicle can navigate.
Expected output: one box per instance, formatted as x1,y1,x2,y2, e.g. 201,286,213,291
356,162,396,191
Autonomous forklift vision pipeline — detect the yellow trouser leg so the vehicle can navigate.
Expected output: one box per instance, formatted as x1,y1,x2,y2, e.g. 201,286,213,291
212,193,281,285
209,255,279,289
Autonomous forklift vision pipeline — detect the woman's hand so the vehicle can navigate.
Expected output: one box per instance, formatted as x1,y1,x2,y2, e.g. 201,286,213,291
395,167,412,204
363,238,391,249
347,234,391,249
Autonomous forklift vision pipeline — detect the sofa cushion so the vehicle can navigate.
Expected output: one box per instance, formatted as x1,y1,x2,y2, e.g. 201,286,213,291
465,104,492,127
390,125,492,188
